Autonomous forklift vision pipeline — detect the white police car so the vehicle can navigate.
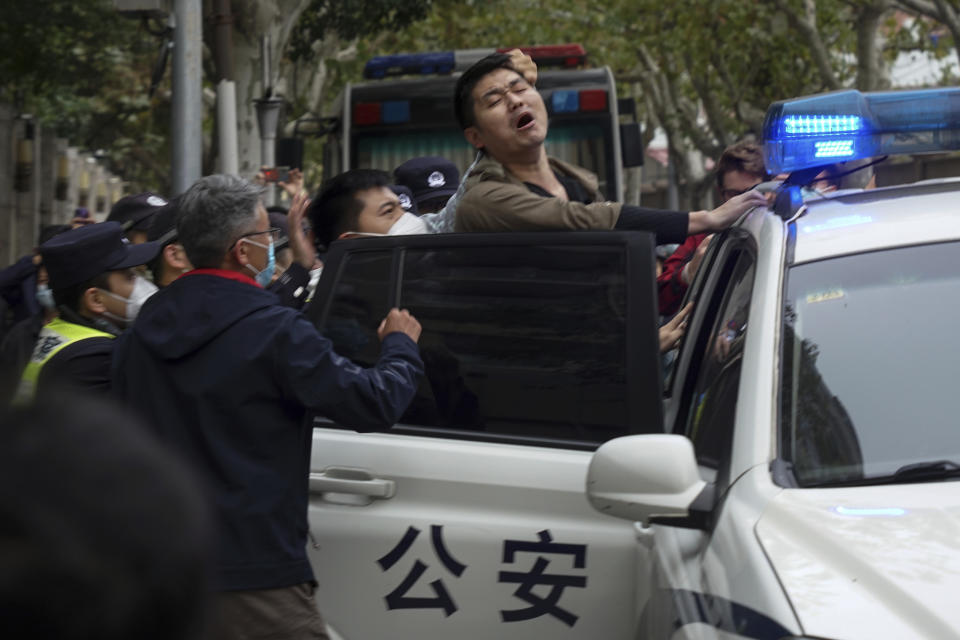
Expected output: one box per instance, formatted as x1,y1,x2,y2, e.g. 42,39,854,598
306,87,960,639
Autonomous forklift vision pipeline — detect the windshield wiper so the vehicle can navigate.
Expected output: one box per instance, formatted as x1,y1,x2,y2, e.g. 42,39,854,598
807,459,960,488
888,460,960,483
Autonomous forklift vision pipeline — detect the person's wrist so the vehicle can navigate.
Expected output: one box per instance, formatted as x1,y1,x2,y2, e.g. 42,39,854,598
688,210,711,234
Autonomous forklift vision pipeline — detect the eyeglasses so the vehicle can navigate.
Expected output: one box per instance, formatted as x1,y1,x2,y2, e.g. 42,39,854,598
231,227,281,249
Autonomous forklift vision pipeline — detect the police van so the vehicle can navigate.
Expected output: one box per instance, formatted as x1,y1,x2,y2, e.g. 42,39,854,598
320,45,643,201
305,87,960,639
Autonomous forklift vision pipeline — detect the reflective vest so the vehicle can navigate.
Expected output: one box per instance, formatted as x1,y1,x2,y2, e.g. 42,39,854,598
13,317,114,405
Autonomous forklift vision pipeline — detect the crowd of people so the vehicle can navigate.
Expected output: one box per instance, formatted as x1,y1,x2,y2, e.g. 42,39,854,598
1,50,772,638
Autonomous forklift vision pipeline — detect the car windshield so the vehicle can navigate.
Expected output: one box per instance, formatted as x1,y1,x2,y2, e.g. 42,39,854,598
780,241,960,487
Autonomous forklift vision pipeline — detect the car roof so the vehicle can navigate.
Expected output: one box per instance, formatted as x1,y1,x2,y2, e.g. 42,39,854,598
790,176,960,264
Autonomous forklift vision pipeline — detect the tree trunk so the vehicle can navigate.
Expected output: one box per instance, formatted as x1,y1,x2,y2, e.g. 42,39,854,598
856,1,893,91
230,0,311,176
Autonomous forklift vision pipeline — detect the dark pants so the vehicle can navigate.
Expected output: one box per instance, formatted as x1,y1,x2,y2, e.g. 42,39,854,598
212,582,330,640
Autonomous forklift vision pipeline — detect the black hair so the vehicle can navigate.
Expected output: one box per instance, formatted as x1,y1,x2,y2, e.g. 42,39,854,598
453,52,517,130
0,395,213,640
307,169,391,249
52,272,111,313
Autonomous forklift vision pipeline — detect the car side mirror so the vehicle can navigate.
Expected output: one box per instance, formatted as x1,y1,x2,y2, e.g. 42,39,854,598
586,434,706,526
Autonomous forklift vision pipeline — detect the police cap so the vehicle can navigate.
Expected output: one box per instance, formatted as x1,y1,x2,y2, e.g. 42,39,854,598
107,193,168,233
394,156,459,207
146,200,179,246
40,222,162,289
389,185,419,215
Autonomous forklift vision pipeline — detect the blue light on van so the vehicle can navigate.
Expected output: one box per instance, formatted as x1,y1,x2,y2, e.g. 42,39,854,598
381,100,411,124
364,52,456,79
552,90,579,113
763,88,960,174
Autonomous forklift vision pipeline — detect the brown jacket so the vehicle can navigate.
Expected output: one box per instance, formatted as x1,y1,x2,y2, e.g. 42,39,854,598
454,154,622,232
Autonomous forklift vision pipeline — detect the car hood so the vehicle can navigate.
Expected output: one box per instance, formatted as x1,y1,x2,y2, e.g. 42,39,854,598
755,483,960,640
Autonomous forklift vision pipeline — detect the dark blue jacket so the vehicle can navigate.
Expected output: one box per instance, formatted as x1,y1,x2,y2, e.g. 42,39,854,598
112,270,423,591
0,255,39,330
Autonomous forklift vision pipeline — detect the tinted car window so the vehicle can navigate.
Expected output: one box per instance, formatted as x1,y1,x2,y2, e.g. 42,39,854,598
322,244,631,445
322,251,393,365
398,245,628,443
683,250,755,471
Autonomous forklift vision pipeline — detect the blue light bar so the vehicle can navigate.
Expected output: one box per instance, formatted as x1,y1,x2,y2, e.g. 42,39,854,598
551,90,579,113
762,88,960,174
364,52,456,79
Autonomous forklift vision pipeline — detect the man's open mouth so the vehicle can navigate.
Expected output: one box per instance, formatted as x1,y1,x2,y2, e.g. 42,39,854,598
516,113,535,130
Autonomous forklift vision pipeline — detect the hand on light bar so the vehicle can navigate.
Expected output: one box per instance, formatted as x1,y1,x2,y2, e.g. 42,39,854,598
689,189,768,234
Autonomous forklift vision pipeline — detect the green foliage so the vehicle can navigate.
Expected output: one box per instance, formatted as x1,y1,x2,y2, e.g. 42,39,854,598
288,0,435,61
0,0,177,192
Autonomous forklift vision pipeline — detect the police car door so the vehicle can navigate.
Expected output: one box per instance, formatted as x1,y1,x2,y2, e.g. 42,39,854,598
648,228,785,638
305,232,664,640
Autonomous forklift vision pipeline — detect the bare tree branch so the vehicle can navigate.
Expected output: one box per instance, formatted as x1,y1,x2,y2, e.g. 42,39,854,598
897,0,960,60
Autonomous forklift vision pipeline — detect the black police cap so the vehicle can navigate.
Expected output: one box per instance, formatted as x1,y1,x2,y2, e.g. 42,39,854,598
390,185,419,215
394,156,459,207
107,193,168,233
41,222,161,290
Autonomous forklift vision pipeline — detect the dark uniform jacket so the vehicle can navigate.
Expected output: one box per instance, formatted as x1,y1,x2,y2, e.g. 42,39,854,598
112,269,423,591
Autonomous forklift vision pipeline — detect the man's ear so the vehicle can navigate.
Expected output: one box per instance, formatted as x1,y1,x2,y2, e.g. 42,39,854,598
464,127,484,150
83,287,107,315
232,240,250,267
165,244,191,270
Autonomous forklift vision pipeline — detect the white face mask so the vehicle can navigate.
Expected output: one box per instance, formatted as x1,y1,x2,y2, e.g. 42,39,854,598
99,275,158,326
387,212,428,236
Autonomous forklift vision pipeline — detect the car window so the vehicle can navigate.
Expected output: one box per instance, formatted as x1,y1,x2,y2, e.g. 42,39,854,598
321,251,393,366
663,230,728,396
681,249,756,474
781,241,960,486
322,244,633,446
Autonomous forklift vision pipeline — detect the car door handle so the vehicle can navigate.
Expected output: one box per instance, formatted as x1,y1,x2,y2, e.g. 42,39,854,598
309,467,396,499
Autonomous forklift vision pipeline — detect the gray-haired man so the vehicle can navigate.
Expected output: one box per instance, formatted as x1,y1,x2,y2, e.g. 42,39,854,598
112,174,424,639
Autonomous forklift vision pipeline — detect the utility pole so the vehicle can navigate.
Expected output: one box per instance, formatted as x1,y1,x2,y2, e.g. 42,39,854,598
171,0,202,194
213,0,238,175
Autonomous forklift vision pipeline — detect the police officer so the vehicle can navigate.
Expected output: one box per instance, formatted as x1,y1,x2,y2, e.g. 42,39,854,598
13,222,160,403
394,156,460,213
107,192,169,244
390,184,420,216
145,197,194,289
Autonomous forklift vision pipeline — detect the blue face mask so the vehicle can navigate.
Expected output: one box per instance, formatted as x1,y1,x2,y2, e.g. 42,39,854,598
36,283,56,311
243,237,276,287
